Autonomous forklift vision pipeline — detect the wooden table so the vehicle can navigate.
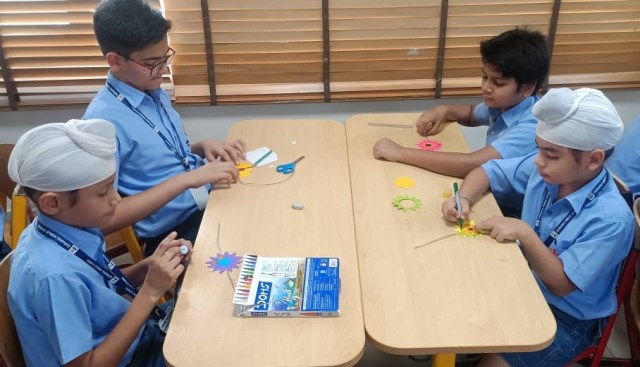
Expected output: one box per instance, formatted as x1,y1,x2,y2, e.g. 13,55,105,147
346,113,556,366
164,119,365,367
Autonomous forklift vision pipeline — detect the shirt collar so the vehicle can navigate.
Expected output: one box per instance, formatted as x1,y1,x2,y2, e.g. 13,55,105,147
106,72,148,108
545,168,609,215
36,214,106,257
489,95,536,128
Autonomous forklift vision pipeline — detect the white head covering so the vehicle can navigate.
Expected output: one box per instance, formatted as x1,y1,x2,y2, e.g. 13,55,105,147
533,87,623,151
8,119,116,192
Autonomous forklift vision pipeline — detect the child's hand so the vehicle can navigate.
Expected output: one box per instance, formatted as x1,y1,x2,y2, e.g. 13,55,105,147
201,139,247,164
441,196,471,223
475,216,532,243
141,232,187,300
189,161,239,187
416,107,446,136
373,138,404,162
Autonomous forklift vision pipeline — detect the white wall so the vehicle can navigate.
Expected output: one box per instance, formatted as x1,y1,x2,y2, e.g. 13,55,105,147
1,90,638,151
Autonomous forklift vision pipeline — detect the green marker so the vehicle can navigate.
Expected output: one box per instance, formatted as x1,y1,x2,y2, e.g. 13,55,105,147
453,182,463,226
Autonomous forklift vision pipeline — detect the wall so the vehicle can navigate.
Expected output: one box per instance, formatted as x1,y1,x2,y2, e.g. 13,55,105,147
1,90,639,151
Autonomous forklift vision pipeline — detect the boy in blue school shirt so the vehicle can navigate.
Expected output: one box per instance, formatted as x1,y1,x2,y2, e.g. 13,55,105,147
373,28,549,182
607,115,640,200
443,88,634,367
84,0,244,256
7,119,192,367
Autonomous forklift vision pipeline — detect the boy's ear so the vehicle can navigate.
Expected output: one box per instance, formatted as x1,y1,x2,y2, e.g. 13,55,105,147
38,192,62,216
520,82,536,98
105,52,123,71
586,149,605,171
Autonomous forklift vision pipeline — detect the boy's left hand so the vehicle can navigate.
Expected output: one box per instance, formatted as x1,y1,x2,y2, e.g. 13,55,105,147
475,216,534,243
373,138,404,162
200,139,246,164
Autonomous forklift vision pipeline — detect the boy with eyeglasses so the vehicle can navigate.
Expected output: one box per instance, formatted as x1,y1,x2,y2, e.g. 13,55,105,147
84,0,245,256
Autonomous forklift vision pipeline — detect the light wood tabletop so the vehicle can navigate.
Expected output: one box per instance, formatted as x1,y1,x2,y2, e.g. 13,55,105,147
164,119,365,367
346,113,556,357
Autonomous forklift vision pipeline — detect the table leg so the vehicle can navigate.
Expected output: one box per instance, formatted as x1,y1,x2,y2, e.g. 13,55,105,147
432,353,456,367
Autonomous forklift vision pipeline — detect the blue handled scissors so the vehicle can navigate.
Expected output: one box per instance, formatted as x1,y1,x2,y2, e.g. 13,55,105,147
276,155,305,174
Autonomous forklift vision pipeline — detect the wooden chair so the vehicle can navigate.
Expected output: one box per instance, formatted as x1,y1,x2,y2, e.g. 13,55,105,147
0,252,25,367
105,226,145,264
568,197,640,367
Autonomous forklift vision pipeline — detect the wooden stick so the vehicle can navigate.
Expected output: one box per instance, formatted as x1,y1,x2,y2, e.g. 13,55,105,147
367,122,413,128
216,222,236,290
414,233,457,249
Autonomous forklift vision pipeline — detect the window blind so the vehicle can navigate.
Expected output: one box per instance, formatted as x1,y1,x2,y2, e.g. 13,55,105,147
0,0,164,111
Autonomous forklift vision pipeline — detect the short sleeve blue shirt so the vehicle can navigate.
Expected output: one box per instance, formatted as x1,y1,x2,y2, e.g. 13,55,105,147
84,73,208,238
607,116,640,199
473,96,538,159
8,215,142,366
483,153,634,320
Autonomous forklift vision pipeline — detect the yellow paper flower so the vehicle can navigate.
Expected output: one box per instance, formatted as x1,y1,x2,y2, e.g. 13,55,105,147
454,220,483,238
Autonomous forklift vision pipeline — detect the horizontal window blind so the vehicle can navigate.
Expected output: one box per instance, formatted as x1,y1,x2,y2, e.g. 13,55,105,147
0,0,638,109
0,0,165,111
548,0,640,89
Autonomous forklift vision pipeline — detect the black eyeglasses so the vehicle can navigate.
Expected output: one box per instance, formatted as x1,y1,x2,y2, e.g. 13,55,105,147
122,47,176,76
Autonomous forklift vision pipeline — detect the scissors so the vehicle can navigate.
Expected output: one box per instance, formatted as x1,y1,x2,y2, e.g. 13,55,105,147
276,156,305,174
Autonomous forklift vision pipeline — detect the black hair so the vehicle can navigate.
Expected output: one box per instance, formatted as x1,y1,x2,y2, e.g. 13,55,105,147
93,0,172,57
23,187,79,208
480,28,550,95
569,147,615,164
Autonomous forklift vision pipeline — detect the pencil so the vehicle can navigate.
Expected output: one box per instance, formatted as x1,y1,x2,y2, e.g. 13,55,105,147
453,182,463,227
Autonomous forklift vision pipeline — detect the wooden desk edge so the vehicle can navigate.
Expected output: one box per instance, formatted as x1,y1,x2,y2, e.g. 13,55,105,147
365,325,556,356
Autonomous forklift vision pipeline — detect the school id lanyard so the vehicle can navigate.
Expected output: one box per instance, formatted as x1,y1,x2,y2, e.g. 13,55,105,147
106,82,191,171
36,221,165,321
534,172,608,247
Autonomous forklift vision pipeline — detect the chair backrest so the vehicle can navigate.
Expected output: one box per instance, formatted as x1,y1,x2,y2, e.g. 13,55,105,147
0,144,16,211
612,172,634,209
9,188,29,250
0,252,25,367
105,226,145,264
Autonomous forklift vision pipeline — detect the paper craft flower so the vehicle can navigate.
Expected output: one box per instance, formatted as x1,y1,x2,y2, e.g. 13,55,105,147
236,162,253,178
416,139,443,151
454,220,483,238
394,176,415,189
206,251,242,273
392,195,423,212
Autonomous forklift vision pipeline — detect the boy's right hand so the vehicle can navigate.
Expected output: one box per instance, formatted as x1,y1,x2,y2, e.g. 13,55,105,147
188,161,239,187
441,197,471,224
416,106,446,136
141,232,187,300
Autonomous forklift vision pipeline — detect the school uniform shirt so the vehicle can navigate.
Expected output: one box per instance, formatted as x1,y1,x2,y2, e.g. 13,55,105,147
8,215,142,366
607,116,640,199
473,96,538,159
482,152,634,320
84,73,209,238
474,96,538,216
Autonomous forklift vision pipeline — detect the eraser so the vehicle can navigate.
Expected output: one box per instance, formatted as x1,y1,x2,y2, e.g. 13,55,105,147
179,245,189,255
292,202,304,210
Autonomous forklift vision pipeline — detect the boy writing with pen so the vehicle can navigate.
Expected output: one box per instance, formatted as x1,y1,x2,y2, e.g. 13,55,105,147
442,88,634,366
7,119,193,366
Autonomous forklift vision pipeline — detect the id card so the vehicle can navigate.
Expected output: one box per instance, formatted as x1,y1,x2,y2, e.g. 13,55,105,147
189,186,209,210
